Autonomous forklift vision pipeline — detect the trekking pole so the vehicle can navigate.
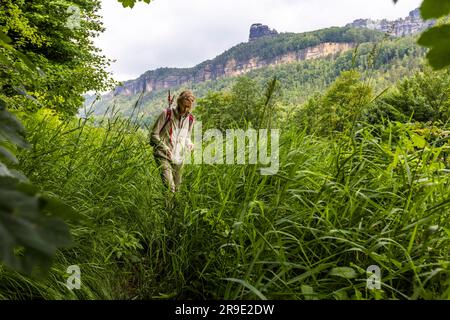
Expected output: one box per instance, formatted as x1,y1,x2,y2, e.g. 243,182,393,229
168,90,175,108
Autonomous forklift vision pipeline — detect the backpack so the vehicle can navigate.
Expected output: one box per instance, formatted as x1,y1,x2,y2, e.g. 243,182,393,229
160,108,194,134
160,90,194,134
159,108,172,135
151,108,194,147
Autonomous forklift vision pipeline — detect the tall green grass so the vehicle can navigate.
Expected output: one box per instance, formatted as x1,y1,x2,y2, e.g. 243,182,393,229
174,122,450,300
0,105,449,299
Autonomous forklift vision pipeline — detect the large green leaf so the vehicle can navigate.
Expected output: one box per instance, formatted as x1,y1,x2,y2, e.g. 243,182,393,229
0,181,38,216
0,109,29,149
38,194,83,222
420,0,450,20
418,25,450,47
425,46,450,70
0,177,74,276
0,31,12,44
329,267,357,279
411,133,427,148
0,145,18,164
418,25,450,69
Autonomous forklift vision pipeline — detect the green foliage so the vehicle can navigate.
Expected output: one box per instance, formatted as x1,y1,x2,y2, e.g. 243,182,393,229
0,29,75,276
2,67,450,299
329,267,357,279
105,223,144,264
0,108,160,298
416,0,450,70
366,68,450,124
195,91,233,130
228,77,262,128
297,70,372,135
0,0,136,278
420,0,450,19
118,0,152,9
196,76,281,130
0,0,114,116
0,0,116,276
95,35,426,124
418,25,450,70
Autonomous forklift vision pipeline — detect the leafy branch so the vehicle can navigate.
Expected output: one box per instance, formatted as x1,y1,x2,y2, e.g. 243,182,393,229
0,31,76,277
395,0,450,69
117,0,153,9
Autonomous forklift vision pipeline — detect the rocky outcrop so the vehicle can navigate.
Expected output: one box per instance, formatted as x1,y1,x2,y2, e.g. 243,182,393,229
91,9,431,109
249,23,278,41
346,8,434,37
114,42,354,96
113,8,433,97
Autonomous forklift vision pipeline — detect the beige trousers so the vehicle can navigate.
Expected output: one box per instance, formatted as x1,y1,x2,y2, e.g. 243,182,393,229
155,156,183,193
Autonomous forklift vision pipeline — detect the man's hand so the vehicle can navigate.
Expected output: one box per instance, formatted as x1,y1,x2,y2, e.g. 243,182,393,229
186,141,194,152
164,145,173,159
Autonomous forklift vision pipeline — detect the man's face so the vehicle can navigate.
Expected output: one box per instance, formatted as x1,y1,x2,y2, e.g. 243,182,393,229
178,99,193,115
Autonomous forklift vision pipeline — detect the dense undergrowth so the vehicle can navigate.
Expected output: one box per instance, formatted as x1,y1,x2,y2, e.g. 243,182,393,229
2,0,450,302
1,87,449,299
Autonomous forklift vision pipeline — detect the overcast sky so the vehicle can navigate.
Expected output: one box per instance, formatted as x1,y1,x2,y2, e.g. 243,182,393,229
95,0,423,81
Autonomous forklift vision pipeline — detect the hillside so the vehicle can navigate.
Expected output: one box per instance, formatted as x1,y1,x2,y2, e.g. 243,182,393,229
346,8,434,36
86,34,427,124
85,27,382,115
85,7,434,121
113,27,382,96
3,0,450,302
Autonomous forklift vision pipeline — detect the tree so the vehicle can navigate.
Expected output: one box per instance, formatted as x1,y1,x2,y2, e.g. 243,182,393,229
300,71,372,135
366,69,450,124
0,30,77,277
0,0,146,276
196,76,281,130
0,0,114,116
195,91,233,130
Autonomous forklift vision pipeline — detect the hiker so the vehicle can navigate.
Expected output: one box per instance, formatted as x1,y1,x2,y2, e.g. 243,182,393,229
150,90,195,193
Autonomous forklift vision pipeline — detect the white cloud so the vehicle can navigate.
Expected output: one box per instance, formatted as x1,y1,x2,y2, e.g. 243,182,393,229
94,0,423,81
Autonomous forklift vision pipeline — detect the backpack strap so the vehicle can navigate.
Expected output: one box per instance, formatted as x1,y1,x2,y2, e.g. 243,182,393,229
159,108,172,134
188,113,194,132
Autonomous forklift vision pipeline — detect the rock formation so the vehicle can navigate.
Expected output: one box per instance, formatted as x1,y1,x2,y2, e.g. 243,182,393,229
113,42,353,96
249,23,278,41
106,9,429,99
346,8,434,37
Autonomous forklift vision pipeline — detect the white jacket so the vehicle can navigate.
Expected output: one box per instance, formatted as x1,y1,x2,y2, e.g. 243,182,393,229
150,107,195,164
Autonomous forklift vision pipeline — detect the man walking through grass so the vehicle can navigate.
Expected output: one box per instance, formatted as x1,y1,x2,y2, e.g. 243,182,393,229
150,90,195,193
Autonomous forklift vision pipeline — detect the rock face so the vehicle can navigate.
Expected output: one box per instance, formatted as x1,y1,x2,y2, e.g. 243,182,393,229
249,23,278,41
110,10,431,98
346,8,434,37
114,42,354,96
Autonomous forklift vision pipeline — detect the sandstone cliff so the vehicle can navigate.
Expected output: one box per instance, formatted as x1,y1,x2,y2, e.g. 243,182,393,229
346,8,434,37
249,23,278,41
114,41,354,97
105,9,428,100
